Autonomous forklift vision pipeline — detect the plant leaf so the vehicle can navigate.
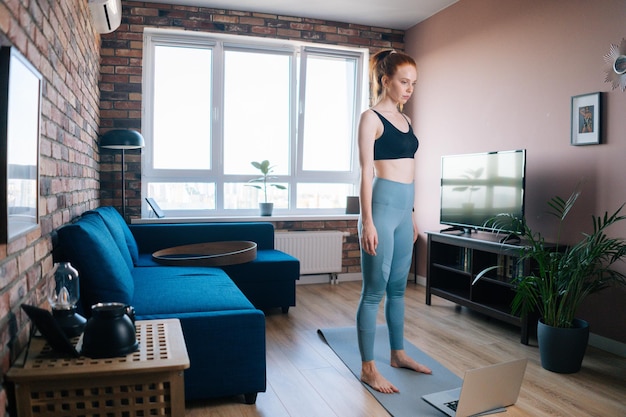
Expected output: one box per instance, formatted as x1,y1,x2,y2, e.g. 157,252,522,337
472,265,501,286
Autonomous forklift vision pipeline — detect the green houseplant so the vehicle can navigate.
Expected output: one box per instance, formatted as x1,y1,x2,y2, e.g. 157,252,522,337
477,186,626,372
246,160,286,216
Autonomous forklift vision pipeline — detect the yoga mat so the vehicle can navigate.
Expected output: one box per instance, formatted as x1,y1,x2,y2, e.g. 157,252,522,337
318,325,462,417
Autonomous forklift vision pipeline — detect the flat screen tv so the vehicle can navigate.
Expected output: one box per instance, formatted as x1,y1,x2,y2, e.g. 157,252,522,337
440,149,526,233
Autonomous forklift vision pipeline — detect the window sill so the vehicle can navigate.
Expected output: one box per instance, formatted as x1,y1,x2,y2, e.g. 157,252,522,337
131,213,359,224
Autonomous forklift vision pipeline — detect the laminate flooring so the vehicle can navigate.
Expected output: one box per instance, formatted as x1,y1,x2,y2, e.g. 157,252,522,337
186,281,626,417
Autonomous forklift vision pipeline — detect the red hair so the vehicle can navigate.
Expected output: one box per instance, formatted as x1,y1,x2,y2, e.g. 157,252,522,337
369,50,417,106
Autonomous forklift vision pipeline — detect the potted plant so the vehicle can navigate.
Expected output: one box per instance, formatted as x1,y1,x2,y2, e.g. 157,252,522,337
476,185,626,373
246,160,286,216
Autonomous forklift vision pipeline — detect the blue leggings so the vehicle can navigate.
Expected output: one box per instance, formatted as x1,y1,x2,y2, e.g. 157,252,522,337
357,177,414,362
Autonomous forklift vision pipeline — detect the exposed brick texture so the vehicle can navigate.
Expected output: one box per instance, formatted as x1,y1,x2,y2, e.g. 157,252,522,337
0,1,101,415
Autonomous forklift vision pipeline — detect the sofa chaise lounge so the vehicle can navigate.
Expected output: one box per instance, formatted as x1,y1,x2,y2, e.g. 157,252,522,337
54,207,300,403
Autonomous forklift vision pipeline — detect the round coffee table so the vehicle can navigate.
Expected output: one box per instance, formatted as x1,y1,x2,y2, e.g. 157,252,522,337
152,241,257,266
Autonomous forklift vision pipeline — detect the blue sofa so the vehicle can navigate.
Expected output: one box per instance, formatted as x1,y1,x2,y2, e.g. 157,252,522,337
54,207,300,404
130,221,300,313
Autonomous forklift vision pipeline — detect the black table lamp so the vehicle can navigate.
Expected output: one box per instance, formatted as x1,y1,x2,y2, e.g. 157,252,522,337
100,129,145,221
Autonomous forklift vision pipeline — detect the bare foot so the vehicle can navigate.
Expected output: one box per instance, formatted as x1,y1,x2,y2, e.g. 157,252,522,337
361,360,400,393
390,349,433,374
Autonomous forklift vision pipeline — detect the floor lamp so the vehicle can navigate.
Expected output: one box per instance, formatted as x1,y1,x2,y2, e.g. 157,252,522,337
100,129,145,221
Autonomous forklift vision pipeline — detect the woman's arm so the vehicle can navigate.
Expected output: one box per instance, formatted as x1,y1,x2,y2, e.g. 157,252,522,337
407,113,419,243
412,158,419,243
358,110,380,256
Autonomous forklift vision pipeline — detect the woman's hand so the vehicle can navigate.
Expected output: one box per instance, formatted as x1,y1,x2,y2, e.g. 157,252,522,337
361,222,378,256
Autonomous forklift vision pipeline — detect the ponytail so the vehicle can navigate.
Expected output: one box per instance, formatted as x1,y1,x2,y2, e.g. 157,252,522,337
369,50,417,106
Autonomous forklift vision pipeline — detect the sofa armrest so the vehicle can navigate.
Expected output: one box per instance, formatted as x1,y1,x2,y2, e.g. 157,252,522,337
129,222,275,253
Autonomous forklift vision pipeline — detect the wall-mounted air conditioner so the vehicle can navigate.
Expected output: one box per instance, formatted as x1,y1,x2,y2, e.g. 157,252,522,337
88,0,122,34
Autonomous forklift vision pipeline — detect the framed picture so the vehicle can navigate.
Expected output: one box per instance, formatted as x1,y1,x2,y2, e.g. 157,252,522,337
571,92,601,146
0,47,42,242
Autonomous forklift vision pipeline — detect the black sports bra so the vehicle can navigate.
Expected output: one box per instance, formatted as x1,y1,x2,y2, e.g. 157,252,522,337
372,110,419,160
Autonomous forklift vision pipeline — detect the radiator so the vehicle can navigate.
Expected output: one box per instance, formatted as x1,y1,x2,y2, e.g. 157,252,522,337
275,231,344,277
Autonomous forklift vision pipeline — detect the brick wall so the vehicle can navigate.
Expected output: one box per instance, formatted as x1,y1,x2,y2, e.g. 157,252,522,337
99,1,406,272
0,1,101,414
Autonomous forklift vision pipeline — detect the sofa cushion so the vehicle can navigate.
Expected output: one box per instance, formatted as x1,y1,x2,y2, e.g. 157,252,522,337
134,253,163,267
129,222,276,252
131,266,255,315
87,207,139,267
222,250,300,310
57,214,134,310
222,249,300,283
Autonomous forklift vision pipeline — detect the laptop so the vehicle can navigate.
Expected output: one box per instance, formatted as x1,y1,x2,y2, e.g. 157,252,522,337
146,197,165,218
422,358,527,417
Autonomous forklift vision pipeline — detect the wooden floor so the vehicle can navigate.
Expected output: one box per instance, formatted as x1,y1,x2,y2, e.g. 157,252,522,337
186,281,626,417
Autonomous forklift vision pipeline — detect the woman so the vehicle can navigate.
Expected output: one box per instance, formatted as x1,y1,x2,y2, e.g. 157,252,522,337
357,49,432,394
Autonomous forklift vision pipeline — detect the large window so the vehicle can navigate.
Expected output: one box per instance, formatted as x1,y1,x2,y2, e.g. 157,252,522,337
142,29,366,217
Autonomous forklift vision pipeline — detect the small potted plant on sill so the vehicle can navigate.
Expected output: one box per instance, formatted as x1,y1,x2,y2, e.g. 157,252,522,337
246,160,286,216
475,184,626,373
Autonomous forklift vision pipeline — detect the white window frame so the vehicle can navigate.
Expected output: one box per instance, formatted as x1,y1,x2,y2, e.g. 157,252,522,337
141,28,368,217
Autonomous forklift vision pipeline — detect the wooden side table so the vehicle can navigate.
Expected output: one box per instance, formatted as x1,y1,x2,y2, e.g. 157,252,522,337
7,319,189,417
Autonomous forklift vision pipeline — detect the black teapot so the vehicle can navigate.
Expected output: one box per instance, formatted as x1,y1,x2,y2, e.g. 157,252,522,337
81,302,139,358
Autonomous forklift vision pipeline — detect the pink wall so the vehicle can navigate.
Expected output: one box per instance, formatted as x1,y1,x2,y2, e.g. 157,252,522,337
405,0,626,343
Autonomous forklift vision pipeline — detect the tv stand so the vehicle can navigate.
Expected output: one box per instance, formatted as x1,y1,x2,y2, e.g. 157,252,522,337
440,226,475,235
499,232,521,244
426,231,532,344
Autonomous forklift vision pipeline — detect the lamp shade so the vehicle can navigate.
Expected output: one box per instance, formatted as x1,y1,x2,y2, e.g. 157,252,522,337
100,129,145,150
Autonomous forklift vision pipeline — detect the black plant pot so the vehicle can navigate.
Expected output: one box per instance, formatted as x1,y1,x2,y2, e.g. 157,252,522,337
537,318,589,373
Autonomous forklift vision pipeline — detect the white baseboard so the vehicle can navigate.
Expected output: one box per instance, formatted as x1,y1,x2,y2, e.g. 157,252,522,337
414,274,427,286
589,333,626,358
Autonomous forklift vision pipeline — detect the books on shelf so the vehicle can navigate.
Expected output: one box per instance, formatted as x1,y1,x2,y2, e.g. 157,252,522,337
458,247,471,272
496,255,523,282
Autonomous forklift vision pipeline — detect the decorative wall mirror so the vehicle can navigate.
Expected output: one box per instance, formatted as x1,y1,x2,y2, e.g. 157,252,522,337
604,38,626,91
0,47,42,242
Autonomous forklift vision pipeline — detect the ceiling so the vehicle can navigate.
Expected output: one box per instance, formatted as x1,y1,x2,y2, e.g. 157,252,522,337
145,0,459,30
